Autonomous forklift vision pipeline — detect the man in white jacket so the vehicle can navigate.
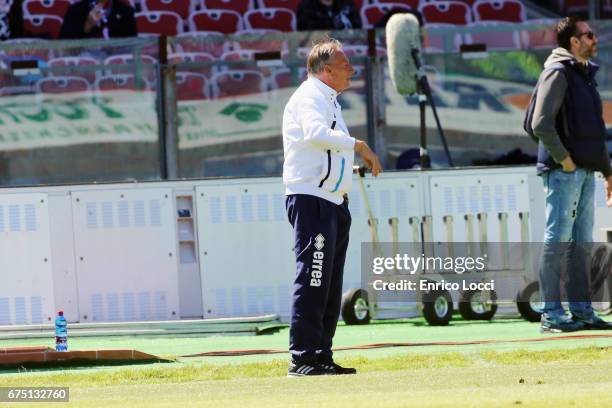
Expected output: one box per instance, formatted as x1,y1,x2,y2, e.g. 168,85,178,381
283,38,382,377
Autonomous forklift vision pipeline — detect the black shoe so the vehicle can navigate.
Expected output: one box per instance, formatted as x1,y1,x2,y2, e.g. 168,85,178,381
573,314,612,330
318,360,357,375
287,360,326,377
540,316,585,333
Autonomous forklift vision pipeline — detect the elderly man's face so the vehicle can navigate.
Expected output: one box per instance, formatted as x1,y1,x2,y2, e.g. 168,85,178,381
325,50,355,93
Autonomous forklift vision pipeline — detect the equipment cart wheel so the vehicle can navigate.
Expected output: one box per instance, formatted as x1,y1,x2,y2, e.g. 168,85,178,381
341,288,371,325
458,289,498,320
516,281,543,322
422,289,453,326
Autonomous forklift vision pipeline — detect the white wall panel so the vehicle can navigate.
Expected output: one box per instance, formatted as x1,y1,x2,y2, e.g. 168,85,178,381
0,193,54,325
71,188,180,322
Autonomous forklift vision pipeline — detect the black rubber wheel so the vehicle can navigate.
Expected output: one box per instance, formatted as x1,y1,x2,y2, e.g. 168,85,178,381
422,289,453,326
516,281,543,322
458,289,498,320
341,288,371,325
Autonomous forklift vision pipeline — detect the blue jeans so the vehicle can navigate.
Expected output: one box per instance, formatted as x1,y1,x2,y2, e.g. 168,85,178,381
538,168,594,321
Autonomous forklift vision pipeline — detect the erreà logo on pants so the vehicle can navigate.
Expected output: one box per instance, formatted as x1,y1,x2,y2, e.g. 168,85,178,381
311,233,325,287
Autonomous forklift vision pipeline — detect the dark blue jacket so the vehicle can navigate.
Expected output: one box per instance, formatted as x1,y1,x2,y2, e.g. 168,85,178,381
537,59,611,177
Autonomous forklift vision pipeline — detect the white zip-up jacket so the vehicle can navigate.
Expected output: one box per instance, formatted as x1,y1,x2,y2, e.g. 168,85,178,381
282,76,356,205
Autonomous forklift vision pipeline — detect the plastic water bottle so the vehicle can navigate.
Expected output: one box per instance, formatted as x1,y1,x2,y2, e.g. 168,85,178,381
55,311,68,352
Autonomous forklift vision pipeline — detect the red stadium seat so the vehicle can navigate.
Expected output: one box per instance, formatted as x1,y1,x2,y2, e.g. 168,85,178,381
135,11,183,36
473,0,525,23
269,67,306,89
36,76,91,93
176,72,210,100
361,4,412,28
103,54,157,83
231,29,285,53
374,0,420,9
48,56,100,83
48,56,99,67
259,0,299,12
465,21,521,50
22,0,72,18
562,0,588,14
169,52,216,77
104,54,158,65
521,18,557,50
220,49,258,62
23,15,63,38
95,74,151,91
199,0,253,14
141,0,191,19
269,67,291,89
244,8,296,32
189,10,243,34
450,0,477,5
211,70,265,98
175,32,228,57
169,52,215,64
422,25,464,53
419,1,471,25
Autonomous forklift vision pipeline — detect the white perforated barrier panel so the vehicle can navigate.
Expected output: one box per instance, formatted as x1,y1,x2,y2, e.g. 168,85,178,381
0,193,54,325
429,172,531,243
71,188,180,322
428,169,533,306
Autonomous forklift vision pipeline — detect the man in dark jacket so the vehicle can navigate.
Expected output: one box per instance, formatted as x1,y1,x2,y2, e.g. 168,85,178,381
59,0,137,39
532,16,612,333
297,0,361,31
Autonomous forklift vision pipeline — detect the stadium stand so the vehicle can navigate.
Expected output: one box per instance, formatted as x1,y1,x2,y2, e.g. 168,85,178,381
170,51,216,77
465,21,522,50
188,10,243,33
244,8,296,32
260,0,300,12
361,3,412,28
375,0,420,9
419,1,471,25
199,0,254,14
48,55,99,67
141,0,192,20
136,11,183,36
174,31,228,57
210,69,265,97
48,55,100,82
169,51,215,64
23,14,62,38
473,0,525,23
95,73,151,91
22,0,72,18
230,29,284,52
176,71,210,100
35,76,91,93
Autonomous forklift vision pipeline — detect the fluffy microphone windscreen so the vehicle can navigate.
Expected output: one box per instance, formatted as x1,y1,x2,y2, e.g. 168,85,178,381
385,13,421,95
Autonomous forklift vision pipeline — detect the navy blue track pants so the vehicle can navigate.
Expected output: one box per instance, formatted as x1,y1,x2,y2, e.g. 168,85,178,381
285,194,351,361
